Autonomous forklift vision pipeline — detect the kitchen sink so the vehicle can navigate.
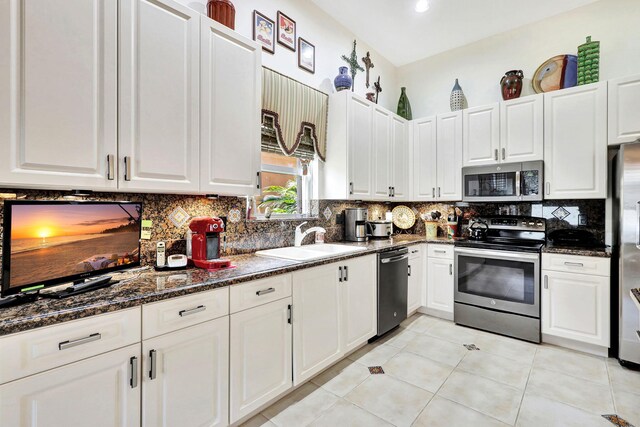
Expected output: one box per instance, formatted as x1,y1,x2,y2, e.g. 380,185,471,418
255,244,368,261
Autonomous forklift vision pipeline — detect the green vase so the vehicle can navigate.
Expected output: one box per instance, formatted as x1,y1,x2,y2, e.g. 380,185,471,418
397,87,412,120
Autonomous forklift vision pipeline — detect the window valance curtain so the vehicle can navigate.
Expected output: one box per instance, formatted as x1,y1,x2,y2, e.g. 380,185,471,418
261,67,328,161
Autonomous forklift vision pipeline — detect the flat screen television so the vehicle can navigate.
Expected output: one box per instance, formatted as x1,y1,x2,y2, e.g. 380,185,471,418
1,201,142,297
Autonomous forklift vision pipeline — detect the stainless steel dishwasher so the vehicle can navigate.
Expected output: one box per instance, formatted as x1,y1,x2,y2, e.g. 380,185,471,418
376,247,409,336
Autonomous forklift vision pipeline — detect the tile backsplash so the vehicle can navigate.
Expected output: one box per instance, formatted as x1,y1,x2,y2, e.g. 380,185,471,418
0,188,606,270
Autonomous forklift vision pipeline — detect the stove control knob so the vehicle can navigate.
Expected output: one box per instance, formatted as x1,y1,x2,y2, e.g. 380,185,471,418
536,222,544,227
528,221,535,226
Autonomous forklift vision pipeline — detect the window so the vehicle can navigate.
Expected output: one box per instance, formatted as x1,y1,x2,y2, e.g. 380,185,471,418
257,118,317,219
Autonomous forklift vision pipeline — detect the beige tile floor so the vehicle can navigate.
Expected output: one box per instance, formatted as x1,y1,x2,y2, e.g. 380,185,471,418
243,314,640,427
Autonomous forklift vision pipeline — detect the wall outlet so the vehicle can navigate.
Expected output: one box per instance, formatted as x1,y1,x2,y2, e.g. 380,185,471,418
578,214,588,226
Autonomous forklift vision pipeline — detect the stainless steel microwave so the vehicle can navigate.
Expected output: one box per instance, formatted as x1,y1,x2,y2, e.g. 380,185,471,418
462,161,544,202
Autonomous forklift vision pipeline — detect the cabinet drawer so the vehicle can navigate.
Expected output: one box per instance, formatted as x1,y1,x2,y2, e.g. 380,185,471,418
142,287,228,340
0,307,141,385
428,244,454,259
409,245,424,260
542,254,610,277
230,274,292,314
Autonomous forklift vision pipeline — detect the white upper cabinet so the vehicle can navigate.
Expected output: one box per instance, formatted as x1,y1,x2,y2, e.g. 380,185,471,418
372,106,392,199
463,103,500,166
436,111,463,201
0,0,118,190
500,94,544,163
200,16,261,196
119,0,200,193
348,96,374,199
412,116,438,201
544,82,607,199
608,74,640,145
391,115,410,200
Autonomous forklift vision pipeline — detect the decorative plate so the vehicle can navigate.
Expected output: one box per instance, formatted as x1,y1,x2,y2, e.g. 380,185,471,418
532,54,578,93
392,205,416,230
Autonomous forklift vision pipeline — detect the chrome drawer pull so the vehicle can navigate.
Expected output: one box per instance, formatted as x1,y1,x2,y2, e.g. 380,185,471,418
411,249,419,254
179,305,206,317
149,349,157,380
130,357,138,389
449,264,453,275
564,262,584,267
256,287,276,296
544,275,549,289
434,249,447,254
58,333,101,350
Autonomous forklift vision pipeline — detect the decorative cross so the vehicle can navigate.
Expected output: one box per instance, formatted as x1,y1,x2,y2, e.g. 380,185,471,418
341,40,364,92
373,76,382,104
362,51,374,88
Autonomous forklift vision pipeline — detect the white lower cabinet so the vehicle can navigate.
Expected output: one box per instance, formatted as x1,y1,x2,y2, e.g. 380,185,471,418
142,317,229,427
408,245,425,314
425,246,454,319
230,298,292,423
292,255,376,385
542,255,610,348
0,344,141,427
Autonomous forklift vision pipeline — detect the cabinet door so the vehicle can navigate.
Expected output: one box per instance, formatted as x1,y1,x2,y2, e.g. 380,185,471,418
608,74,640,145
0,0,117,190
230,298,292,424
542,271,610,347
119,0,200,193
436,111,463,201
372,106,392,199
342,255,377,353
391,116,410,200
544,82,607,199
412,116,437,201
407,247,424,314
0,345,140,427
500,94,543,162
142,317,229,427
201,16,261,196
292,263,342,385
426,258,454,314
463,104,500,166
348,96,373,199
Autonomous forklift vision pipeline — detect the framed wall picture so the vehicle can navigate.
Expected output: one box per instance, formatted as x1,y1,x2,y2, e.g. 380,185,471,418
253,11,275,54
277,11,296,51
298,38,315,74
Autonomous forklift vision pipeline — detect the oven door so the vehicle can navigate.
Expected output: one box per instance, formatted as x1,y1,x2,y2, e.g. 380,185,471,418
454,247,540,318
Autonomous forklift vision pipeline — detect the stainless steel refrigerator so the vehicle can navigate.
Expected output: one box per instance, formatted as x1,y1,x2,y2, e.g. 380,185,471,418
614,142,640,366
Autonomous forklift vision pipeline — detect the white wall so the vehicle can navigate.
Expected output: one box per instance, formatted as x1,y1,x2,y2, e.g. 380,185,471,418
179,0,400,111
398,0,640,117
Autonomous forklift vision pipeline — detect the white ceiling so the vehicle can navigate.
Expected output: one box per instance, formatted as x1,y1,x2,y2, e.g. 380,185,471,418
311,0,600,66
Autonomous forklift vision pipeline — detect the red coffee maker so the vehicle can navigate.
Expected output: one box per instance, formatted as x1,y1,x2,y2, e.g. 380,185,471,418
189,217,231,270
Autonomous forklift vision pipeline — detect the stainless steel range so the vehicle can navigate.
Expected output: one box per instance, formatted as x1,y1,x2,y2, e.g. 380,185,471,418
454,216,545,343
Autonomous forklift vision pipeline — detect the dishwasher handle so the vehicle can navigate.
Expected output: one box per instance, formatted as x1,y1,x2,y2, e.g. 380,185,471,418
381,254,409,264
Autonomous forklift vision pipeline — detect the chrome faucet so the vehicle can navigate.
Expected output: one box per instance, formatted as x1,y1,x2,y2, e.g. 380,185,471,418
294,222,327,247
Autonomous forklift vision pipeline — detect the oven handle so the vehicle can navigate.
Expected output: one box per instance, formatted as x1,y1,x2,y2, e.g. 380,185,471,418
454,247,539,261
515,171,521,197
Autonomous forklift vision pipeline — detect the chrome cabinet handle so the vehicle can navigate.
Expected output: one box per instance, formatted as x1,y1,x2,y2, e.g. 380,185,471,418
432,188,435,198
287,304,292,324
437,187,441,198
124,156,131,181
564,262,584,267
256,287,276,296
545,182,551,195
544,275,549,289
130,356,138,389
392,187,396,197
59,333,101,350
107,155,114,180
502,148,506,160
349,182,354,195
344,266,349,281
494,149,498,161
149,349,157,380
449,264,453,275
411,249,419,254
339,266,343,282
256,171,261,189
434,249,447,254
408,265,412,276
179,305,206,317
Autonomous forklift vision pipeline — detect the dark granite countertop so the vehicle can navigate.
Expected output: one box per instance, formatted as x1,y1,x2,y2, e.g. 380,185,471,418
0,235,454,336
542,244,612,258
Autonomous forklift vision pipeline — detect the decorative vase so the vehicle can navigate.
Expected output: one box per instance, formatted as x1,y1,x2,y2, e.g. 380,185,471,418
207,0,235,30
450,78,467,111
334,67,352,92
500,70,524,100
397,87,413,120
577,36,600,85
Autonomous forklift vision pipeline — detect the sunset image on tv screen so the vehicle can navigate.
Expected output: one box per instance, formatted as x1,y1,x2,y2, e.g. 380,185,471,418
8,203,141,289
